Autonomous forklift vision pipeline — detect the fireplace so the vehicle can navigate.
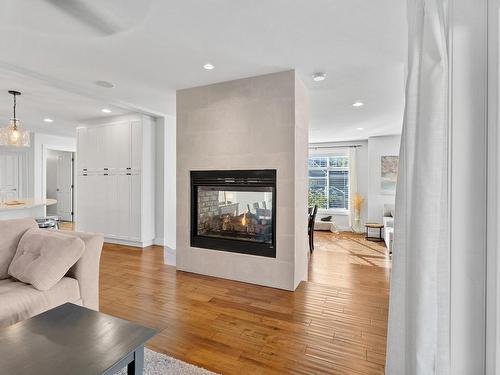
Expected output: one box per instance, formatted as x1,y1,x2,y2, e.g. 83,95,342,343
191,170,276,257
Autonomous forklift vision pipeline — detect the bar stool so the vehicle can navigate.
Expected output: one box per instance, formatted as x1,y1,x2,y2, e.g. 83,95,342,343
35,217,59,229
45,215,60,229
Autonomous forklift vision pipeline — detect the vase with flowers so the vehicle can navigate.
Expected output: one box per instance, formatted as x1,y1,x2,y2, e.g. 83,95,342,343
351,192,364,233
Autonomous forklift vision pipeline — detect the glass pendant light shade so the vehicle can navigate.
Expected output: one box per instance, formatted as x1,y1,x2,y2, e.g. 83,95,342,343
0,91,30,147
0,119,30,147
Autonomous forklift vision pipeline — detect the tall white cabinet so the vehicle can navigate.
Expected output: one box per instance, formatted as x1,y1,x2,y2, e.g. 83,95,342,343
76,115,155,247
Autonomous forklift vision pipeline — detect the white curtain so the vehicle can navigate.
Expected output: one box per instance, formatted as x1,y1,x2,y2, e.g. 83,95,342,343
386,0,450,374
348,146,358,230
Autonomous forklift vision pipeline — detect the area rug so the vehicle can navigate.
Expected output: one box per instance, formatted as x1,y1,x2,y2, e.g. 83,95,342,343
116,348,217,375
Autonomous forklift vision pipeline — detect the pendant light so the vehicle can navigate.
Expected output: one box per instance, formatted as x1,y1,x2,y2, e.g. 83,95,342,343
0,90,30,147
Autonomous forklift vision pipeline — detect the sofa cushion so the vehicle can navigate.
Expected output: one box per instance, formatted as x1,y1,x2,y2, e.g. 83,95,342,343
0,277,81,328
0,218,38,280
8,229,85,291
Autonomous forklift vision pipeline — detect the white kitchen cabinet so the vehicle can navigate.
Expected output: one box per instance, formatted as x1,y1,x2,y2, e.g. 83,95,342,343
0,153,19,201
76,115,155,247
130,120,142,171
129,172,142,240
106,122,131,170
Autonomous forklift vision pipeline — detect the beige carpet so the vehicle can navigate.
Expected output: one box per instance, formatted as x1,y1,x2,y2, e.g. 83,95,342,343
117,348,217,375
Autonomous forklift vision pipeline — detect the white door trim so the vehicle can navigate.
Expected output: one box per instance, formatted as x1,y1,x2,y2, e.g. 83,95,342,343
42,144,76,219
56,151,73,221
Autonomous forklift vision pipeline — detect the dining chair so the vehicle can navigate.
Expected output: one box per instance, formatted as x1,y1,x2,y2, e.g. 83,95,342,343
308,205,318,253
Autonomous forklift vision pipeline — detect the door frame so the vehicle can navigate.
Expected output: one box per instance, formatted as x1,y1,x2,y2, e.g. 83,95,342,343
42,144,76,220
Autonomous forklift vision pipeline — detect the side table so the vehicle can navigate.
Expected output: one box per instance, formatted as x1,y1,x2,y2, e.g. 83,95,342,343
365,223,384,242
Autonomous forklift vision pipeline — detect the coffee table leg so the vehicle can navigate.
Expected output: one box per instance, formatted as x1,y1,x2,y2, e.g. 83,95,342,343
127,346,144,375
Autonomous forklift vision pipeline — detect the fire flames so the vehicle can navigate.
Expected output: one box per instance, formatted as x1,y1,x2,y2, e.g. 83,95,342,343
241,213,247,226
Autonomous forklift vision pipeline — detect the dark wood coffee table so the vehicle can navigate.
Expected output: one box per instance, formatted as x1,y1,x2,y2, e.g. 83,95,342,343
0,303,158,375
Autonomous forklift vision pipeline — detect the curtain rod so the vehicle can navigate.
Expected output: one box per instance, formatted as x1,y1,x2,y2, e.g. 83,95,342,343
309,144,363,150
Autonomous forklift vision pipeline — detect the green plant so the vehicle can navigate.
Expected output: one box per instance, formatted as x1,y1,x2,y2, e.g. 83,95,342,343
308,190,327,209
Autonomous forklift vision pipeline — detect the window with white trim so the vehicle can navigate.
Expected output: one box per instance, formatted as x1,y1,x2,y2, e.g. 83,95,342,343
308,153,349,211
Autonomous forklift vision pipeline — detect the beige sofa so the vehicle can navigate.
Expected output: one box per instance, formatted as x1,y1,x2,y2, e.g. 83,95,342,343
0,219,103,327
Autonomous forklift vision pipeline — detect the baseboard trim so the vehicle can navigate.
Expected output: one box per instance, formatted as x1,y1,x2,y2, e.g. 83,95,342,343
336,226,352,232
164,246,176,266
104,237,154,248
153,237,166,246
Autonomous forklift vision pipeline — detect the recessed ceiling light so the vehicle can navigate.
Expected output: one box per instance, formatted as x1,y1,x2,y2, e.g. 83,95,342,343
95,81,115,89
312,72,326,82
352,102,364,107
101,108,112,113
43,118,53,123
357,127,364,131
203,63,215,70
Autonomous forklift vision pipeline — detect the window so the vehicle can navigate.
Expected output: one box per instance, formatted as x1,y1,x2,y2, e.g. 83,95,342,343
308,154,349,211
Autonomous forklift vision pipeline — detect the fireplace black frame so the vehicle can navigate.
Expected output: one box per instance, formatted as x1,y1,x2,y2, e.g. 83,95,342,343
190,169,277,258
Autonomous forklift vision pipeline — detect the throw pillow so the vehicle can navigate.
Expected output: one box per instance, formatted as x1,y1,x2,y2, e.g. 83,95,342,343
8,228,85,291
0,218,38,279
320,216,332,222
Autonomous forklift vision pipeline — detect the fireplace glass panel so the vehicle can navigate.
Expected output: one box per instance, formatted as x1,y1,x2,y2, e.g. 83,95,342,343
197,186,273,244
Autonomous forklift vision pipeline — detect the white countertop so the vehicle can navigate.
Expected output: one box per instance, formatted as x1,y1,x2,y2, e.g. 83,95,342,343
0,198,57,212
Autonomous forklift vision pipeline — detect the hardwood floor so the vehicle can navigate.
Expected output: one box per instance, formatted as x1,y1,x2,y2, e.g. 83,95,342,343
58,221,75,231
98,231,391,374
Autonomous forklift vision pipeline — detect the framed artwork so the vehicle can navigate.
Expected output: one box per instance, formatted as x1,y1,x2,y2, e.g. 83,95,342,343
381,155,399,194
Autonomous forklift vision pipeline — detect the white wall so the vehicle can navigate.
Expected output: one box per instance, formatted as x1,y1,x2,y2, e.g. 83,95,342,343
155,115,176,259
294,75,309,285
155,117,165,245
367,135,401,223
164,115,176,252
176,70,308,291
140,115,156,243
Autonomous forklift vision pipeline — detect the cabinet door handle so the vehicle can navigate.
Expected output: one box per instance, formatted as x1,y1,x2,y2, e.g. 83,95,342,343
104,173,109,176
83,174,87,176
104,168,109,170
83,168,87,171
126,173,131,175
126,167,131,170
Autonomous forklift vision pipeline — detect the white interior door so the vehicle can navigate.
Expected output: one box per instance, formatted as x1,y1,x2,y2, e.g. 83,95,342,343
0,153,19,202
56,152,73,221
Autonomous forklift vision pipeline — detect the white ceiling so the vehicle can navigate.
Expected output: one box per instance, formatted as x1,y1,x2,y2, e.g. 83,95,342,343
0,0,407,141
0,67,128,136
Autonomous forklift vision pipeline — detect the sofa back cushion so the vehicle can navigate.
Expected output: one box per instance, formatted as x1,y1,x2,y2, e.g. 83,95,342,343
8,228,85,291
0,218,38,279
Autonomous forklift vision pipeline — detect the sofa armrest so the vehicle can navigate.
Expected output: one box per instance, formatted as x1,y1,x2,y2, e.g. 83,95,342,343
64,231,103,310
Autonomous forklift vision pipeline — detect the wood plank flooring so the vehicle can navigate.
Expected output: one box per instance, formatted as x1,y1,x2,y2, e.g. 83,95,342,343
58,221,74,231
98,231,391,374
